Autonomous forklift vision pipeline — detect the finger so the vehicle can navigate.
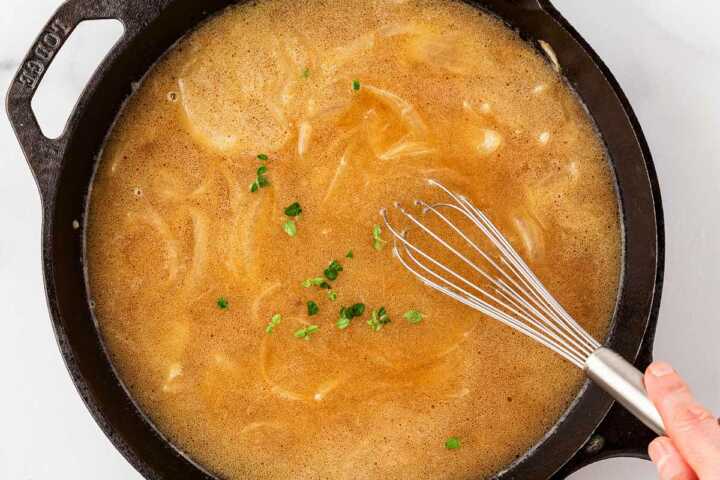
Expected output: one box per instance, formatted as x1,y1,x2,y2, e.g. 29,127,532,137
648,436,697,480
645,362,720,479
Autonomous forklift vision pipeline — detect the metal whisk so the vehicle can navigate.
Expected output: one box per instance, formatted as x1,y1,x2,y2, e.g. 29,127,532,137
381,179,665,435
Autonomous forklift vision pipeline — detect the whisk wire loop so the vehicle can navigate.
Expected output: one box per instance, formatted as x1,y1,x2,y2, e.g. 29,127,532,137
381,179,600,368
409,201,596,360
381,179,667,436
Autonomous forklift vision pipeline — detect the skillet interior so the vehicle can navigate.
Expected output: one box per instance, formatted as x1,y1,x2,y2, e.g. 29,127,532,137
9,0,663,478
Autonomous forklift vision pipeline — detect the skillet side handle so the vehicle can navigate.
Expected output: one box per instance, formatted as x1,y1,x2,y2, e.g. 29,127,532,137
551,341,657,479
5,0,156,201
6,2,80,201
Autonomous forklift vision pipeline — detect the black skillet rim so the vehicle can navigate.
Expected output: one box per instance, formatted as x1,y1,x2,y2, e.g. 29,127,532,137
7,0,664,478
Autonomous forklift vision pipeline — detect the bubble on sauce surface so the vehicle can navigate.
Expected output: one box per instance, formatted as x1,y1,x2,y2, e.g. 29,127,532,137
538,131,551,145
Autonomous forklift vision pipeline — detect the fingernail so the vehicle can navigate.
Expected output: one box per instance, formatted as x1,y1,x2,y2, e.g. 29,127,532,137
649,362,674,377
648,438,670,463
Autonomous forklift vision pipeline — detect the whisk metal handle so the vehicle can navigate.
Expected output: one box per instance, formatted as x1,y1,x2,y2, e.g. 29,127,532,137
585,347,666,435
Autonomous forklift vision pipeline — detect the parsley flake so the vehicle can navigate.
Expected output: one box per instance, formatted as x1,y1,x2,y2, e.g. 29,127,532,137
336,303,365,329
352,79,361,91
372,224,386,251
284,202,302,217
404,310,424,324
266,313,282,333
328,291,338,301
216,297,229,309
349,303,365,317
302,67,310,78
250,165,270,192
445,437,461,450
324,260,343,281
283,220,297,237
303,277,324,287
302,277,331,289
368,307,390,331
346,250,354,259
307,300,319,316
257,153,269,161
294,325,319,340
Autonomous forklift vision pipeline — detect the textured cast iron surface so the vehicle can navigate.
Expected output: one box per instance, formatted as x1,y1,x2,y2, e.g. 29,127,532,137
6,0,664,479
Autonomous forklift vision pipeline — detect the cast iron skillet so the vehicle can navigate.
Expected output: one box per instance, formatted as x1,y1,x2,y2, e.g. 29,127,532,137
6,0,664,478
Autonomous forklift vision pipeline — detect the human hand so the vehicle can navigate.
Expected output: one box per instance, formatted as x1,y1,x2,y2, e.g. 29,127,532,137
645,361,720,479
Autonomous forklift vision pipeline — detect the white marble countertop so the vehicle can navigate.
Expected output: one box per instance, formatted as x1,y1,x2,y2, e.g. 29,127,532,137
1,1,718,479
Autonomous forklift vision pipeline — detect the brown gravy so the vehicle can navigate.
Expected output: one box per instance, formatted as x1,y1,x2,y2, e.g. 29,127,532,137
86,1,621,478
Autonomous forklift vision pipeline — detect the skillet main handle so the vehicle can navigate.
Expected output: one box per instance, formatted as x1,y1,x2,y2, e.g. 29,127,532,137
5,0,161,201
585,347,666,436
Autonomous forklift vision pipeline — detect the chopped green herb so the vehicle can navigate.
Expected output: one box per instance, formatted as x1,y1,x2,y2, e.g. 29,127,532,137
372,224,386,251
250,166,270,192
266,313,282,333
368,307,390,331
307,300,319,316
336,303,365,329
345,250,354,259
216,297,229,309
352,79,361,91
284,201,302,217
404,310,424,324
303,277,324,288
302,67,310,78
349,303,365,317
303,277,331,289
445,437,461,450
294,325,319,340
328,291,338,301
257,153,269,161
283,220,297,237
324,260,344,281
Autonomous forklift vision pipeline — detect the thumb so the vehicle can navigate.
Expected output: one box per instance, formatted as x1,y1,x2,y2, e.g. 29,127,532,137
645,361,720,480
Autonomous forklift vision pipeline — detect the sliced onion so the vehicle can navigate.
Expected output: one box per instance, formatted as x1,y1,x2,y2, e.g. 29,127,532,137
512,213,546,262
378,140,435,161
177,34,296,154
364,85,427,136
408,32,472,75
297,121,312,157
321,33,375,74
240,421,283,436
126,209,180,282
322,146,351,202
538,40,561,72
251,282,283,319
187,208,209,284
